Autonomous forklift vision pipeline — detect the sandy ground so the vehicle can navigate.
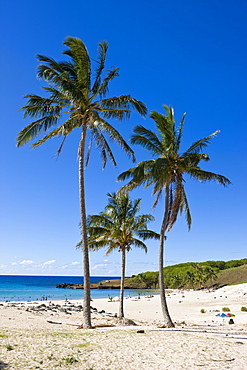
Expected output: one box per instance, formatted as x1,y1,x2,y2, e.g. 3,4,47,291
0,284,247,369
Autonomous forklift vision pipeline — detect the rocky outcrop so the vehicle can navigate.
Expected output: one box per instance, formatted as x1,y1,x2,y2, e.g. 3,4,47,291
56,283,84,289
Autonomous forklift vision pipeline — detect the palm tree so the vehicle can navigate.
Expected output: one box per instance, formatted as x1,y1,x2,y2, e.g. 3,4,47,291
117,105,231,327
185,271,196,289
191,265,219,289
85,192,159,318
16,37,147,328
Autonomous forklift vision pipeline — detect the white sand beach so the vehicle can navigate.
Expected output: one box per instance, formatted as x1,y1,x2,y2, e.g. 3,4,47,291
0,284,247,369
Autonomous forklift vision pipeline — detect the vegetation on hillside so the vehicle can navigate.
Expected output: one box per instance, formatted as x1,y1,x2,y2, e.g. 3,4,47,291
129,259,247,289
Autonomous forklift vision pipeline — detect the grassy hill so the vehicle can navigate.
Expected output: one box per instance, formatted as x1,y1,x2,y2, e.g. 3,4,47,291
128,259,247,289
214,264,247,286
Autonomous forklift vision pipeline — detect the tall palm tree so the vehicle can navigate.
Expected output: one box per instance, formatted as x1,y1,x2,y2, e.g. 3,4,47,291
85,192,159,318
16,37,147,328
117,105,231,327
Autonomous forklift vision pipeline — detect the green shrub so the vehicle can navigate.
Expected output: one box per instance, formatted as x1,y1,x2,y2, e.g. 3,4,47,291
200,309,206,313
64,356,78,364
241,306,247,312
6,344,14,351
222,307,230,312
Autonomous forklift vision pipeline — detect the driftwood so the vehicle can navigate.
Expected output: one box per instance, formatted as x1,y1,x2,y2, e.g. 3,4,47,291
47,320,62,325
211,358,235,362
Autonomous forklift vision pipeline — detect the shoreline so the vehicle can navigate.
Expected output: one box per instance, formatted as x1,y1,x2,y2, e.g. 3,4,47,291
1,283,247,326
1,284,247,369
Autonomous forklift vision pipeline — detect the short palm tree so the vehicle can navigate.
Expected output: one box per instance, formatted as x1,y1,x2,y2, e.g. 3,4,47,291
185,271,196,289
86,192,159,318
16,37,147,328
117,105,231,327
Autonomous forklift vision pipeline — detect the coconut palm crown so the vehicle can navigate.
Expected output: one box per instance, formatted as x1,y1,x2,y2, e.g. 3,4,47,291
85,192,160,318
117,105,231,327
16,37,147,328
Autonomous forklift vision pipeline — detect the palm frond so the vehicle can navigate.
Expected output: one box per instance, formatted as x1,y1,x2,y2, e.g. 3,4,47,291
41,87,70,103
87,214,114,228
127,198,141,218
187,168,232,186
181,153,210,167
136,230,160,240
175,112,186,153
63,36,91,91
179,188,192,231
131,238,148,252
95,117,136,162
36,54,66,79
131,125,163,156
101,95,147,118
20,94,66,119
117,161,146,184
31,117,80,148
92,41,108,94
183,131,220,155
37,60,79,95
167,179,184,231
17,116,60,147
89,124,117,168
97,67,119,98
58,61,77,82
152,187,163,209
152,113,173,150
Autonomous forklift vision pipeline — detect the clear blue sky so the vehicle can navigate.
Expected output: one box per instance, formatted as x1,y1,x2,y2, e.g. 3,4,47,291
0,0,246,276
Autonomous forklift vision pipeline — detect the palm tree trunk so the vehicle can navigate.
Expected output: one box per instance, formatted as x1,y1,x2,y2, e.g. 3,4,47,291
78,123,92,329
119,248,126,318
159,185,174,327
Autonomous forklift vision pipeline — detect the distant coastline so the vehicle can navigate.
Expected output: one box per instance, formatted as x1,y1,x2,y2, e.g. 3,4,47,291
56,278,140,290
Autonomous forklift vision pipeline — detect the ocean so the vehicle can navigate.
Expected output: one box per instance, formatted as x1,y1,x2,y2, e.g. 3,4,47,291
0,275,153,302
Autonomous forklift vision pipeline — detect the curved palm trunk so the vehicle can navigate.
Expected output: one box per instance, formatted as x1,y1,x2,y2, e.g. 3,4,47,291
119,248,126,318
159,185,174,327
79,123,92,329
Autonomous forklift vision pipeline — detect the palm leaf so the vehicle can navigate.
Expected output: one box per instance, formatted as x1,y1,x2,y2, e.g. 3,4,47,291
179,188,192,231
17,116,60,147
95,117,136,162
131,125,163,156
101,95,147,118
175,112,186,153
20,94,67,119
92,41,108,95
183,131,220,155
89,124,117,168
187,168,231,186
150,109,175,149
97,66,119,98
31,117,80,148
63,36,91,91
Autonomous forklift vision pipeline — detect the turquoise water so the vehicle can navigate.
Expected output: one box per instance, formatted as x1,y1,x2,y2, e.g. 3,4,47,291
0,275,154,302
